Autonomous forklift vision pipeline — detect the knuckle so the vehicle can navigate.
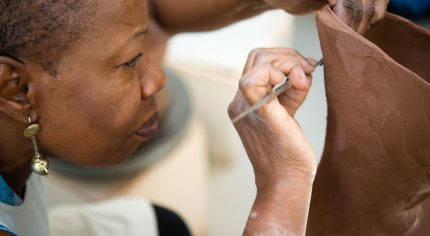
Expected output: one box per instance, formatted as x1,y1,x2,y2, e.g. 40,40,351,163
247,49,257,60
227,102,236,117
228,100,242,118
249,48,263,57
285,48,298,56
254,52,271,64
239,79,252,92
289,48,299,55
249,48,258,55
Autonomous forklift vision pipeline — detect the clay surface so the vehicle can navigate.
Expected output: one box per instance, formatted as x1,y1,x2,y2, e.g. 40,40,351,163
307,6,430,235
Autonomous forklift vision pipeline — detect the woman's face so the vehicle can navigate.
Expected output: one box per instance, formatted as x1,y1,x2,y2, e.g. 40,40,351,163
34,0,165,167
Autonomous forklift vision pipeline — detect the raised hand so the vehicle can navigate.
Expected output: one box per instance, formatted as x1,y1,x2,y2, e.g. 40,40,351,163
229,48,318,236
328,0,389,34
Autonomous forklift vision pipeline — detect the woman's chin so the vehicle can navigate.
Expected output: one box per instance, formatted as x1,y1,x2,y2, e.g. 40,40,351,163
69,145,139,168
101,147,138,167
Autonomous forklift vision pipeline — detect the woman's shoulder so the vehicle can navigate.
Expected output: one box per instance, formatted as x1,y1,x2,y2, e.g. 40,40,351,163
0,175,21,236
0,174,49,236
0,175,22,207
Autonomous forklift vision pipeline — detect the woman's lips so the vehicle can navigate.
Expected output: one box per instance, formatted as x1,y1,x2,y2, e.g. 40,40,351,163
135,113,159,138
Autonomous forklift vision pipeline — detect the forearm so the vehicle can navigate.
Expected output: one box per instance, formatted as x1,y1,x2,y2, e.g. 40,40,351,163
244,176,314,236
148,0,327,34
264,0,326,14
149,0,270,33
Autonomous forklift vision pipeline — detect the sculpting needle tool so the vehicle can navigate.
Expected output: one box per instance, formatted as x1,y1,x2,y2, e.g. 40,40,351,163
231,58,324,124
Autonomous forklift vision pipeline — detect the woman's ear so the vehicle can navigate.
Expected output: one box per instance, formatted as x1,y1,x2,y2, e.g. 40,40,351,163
0,56,37,124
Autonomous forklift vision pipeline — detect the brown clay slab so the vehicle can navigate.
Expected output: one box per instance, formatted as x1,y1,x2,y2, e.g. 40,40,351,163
307,5,430,235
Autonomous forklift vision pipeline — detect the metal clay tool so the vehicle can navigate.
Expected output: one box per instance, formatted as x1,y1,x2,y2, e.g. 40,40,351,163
231,58,323,124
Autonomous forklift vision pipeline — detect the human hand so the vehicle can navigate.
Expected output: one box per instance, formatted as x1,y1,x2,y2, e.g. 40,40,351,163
263,0,388,34
228,48,317,190
328,0,389,34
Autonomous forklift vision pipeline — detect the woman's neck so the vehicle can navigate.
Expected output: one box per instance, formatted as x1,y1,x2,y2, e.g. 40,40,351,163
0,121,34,198
1,164,32,199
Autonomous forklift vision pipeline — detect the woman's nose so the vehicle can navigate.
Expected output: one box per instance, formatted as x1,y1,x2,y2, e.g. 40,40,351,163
140,59,166,99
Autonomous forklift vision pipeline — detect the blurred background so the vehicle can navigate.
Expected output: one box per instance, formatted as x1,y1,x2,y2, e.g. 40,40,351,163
45,3,430,236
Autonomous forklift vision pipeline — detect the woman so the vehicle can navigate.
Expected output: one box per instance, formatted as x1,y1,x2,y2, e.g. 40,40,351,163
0,0,386,235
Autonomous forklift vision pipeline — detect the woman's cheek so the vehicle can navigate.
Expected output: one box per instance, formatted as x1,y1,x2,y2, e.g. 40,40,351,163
107,79,142,136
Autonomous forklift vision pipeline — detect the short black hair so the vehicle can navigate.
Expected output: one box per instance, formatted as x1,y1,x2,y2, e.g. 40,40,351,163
0,0,95,75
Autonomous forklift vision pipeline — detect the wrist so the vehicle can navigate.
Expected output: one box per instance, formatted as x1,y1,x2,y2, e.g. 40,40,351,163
255,171,315,197
247,174,313,236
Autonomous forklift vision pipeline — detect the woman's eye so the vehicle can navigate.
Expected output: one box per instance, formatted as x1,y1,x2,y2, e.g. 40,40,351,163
123,53,143,67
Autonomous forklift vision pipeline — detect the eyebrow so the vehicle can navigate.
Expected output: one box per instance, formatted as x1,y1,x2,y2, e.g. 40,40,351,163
108,27,148,63
133,28,148,39
120,27,148,47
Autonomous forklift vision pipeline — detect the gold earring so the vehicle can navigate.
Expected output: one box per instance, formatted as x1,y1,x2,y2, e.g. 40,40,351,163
24,116,49,176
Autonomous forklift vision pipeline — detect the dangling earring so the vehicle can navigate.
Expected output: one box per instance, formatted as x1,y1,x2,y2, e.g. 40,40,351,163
24,115,49,176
